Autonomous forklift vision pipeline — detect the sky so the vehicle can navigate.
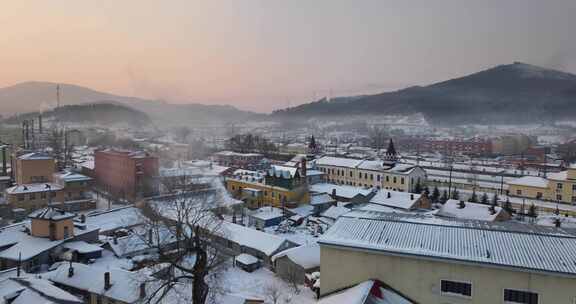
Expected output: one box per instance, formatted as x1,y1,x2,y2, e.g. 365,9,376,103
1,0,575,113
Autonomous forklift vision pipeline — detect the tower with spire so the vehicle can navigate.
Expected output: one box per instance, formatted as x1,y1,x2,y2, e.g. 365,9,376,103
382,139,398,167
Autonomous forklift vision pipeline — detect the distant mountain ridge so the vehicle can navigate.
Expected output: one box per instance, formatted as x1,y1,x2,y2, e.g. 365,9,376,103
0,81,260,126
273,62,576,124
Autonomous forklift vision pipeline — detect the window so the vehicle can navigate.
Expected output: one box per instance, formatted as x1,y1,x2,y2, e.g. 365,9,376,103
350,171,353,177
29,193,36,200
557,183,563,189
516,189,522,195
386,176,389,182
557,194,562,201
440,280,471,298
377,175,381,182
504,289,538,304
40,192,47,199
364,173,368,179
63,226,70,239
536,192,542,199
393,177,397,183
17,194,25,201
573,184,576,191
370,174,373,181
400,178,405,185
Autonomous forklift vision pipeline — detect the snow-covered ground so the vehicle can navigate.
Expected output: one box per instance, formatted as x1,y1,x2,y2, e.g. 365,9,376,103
220,262,317,304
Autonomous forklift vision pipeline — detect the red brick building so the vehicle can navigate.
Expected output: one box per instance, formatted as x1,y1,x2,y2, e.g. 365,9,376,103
94,149,159,202
397,137,493,155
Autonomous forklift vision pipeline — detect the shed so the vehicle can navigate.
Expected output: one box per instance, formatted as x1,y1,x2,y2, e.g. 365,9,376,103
235,253,261,272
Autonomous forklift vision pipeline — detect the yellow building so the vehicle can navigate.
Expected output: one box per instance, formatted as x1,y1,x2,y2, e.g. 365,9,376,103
14,152,56,184
225,165,310,209
319,212,576,303
507,165,576,204
315,156,426,192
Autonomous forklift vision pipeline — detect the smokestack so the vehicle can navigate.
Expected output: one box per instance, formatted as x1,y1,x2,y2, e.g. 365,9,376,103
2,147,6,176
104,272,112,290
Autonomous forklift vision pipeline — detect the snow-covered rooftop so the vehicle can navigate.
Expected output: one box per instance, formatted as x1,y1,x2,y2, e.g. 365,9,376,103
507,176,549,188
436,199,506,222
236,253,259,265
311,183,375,199
5,183,63,195
272,243,320,269
0,277,83,304
249,207,285,221
369,190,421,210
321,206,351,220
49,262,190,303
221,222,292,256
318,280,414,304
319,212,576,276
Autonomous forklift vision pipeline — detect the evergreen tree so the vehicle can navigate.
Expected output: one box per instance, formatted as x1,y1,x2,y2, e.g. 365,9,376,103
440,190,449,204
503,197,514,214
468,190,478,203
451,189,459,200
432,186,440,203
528,204,538,218
480,192,489,205
491,193,499,206
414,180,422,194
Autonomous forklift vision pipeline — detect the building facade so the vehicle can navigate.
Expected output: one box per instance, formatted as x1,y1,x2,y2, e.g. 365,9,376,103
315,157,426,192
94,149,159,202
507,165,576,204
319,212,576,304
225,164,310,209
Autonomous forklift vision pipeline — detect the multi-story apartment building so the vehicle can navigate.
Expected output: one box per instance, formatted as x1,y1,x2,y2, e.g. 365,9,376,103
319,211,576,303
94,149,159,202
225,162,310,209
315,156,426,192
3,153,93,212
507,164,576,204
396,137,493,155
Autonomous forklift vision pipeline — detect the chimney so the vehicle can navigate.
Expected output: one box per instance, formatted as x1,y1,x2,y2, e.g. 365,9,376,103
113,236,118,245
68,263,74,278
300,157,307,178
80,214,86,223
104,272,112,290
331,188,336,198
387,192,391,199
139,283,147,299
410,194,414,200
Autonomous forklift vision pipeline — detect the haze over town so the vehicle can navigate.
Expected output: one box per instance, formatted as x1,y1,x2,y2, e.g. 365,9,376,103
1,2,576,304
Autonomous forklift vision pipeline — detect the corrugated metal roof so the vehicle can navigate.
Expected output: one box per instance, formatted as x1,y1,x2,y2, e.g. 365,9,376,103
319,211,576,276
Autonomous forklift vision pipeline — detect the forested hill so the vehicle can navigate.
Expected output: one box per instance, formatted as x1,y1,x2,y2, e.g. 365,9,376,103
3,103,153,127
272,62,576,125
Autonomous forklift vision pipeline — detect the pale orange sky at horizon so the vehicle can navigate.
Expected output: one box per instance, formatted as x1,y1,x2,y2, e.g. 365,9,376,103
1,0,575,112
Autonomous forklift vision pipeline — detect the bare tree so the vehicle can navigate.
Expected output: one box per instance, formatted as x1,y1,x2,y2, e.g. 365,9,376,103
134,179,230,304
264,283,283,304
368,126,389,151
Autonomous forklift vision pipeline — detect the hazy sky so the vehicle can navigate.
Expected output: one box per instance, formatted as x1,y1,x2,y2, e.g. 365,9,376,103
1,0,575,112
